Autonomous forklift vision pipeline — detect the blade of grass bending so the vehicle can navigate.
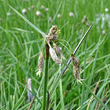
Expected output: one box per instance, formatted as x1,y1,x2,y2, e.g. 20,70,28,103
60,24,93,75
10,6,46,36
81,81,109,110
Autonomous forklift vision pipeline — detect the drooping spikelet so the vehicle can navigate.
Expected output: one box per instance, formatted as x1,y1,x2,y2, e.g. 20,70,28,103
27,78,33,102
73,65,80,82
71,54,81,82
71,54,80,70
53,43,65,59
49,46,61,65
36,52,44,76
47,25,60,42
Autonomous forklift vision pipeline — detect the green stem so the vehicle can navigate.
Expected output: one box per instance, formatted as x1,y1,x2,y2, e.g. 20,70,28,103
59,79,65,109
59,65,65,109
81,81,109,110
81,41,87,109
42,44,49,110
42,59,49,110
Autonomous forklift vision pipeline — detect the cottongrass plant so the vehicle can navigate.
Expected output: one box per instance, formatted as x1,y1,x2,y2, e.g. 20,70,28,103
36,11,41,17
7,12,11,16
57,14,61,18
22,9,27,14
105,8,109,12
10,6,110,110
69,12,74,17
45,8,49,12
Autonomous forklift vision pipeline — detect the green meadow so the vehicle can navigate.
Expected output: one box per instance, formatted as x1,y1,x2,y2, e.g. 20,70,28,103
0,0,110,110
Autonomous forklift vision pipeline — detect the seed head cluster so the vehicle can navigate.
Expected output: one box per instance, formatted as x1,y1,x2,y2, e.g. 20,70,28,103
47,26,64,65
82,15,90,27
36,25,65,76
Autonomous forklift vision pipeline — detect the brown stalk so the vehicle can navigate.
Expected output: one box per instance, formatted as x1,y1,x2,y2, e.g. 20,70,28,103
45,44,49,60
28,96,35,110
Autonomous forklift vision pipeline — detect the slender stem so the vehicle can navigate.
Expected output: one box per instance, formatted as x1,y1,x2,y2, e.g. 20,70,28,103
81,81,109,110
60,24,93,76
46,91,49,110
59,65,64,109
81,41,87,108
59,79,65,109
42,44,49,110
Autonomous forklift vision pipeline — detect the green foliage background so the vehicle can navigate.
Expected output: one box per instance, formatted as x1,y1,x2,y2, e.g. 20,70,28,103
0,0,110,109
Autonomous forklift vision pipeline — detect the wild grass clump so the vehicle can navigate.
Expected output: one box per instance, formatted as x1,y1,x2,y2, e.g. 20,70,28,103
0,0,110,110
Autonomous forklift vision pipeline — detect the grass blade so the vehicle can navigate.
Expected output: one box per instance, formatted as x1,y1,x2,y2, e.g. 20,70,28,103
81,81,109,110
10,6,46,36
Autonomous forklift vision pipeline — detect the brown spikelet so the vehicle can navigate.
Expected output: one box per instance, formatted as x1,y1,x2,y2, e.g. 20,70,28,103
49,46,61,65
71,54,80,70
47,25,60,42
71,54,81,82
73,65,80,81
36,52,44,76
53,43,65,59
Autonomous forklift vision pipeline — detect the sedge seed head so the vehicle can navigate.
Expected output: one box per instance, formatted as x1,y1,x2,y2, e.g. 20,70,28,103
53,43,63,57
49,46,61,65
71,54,80,70
36,52,44,76
71,54,81,82
73,65,80,81
47,25,60,42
